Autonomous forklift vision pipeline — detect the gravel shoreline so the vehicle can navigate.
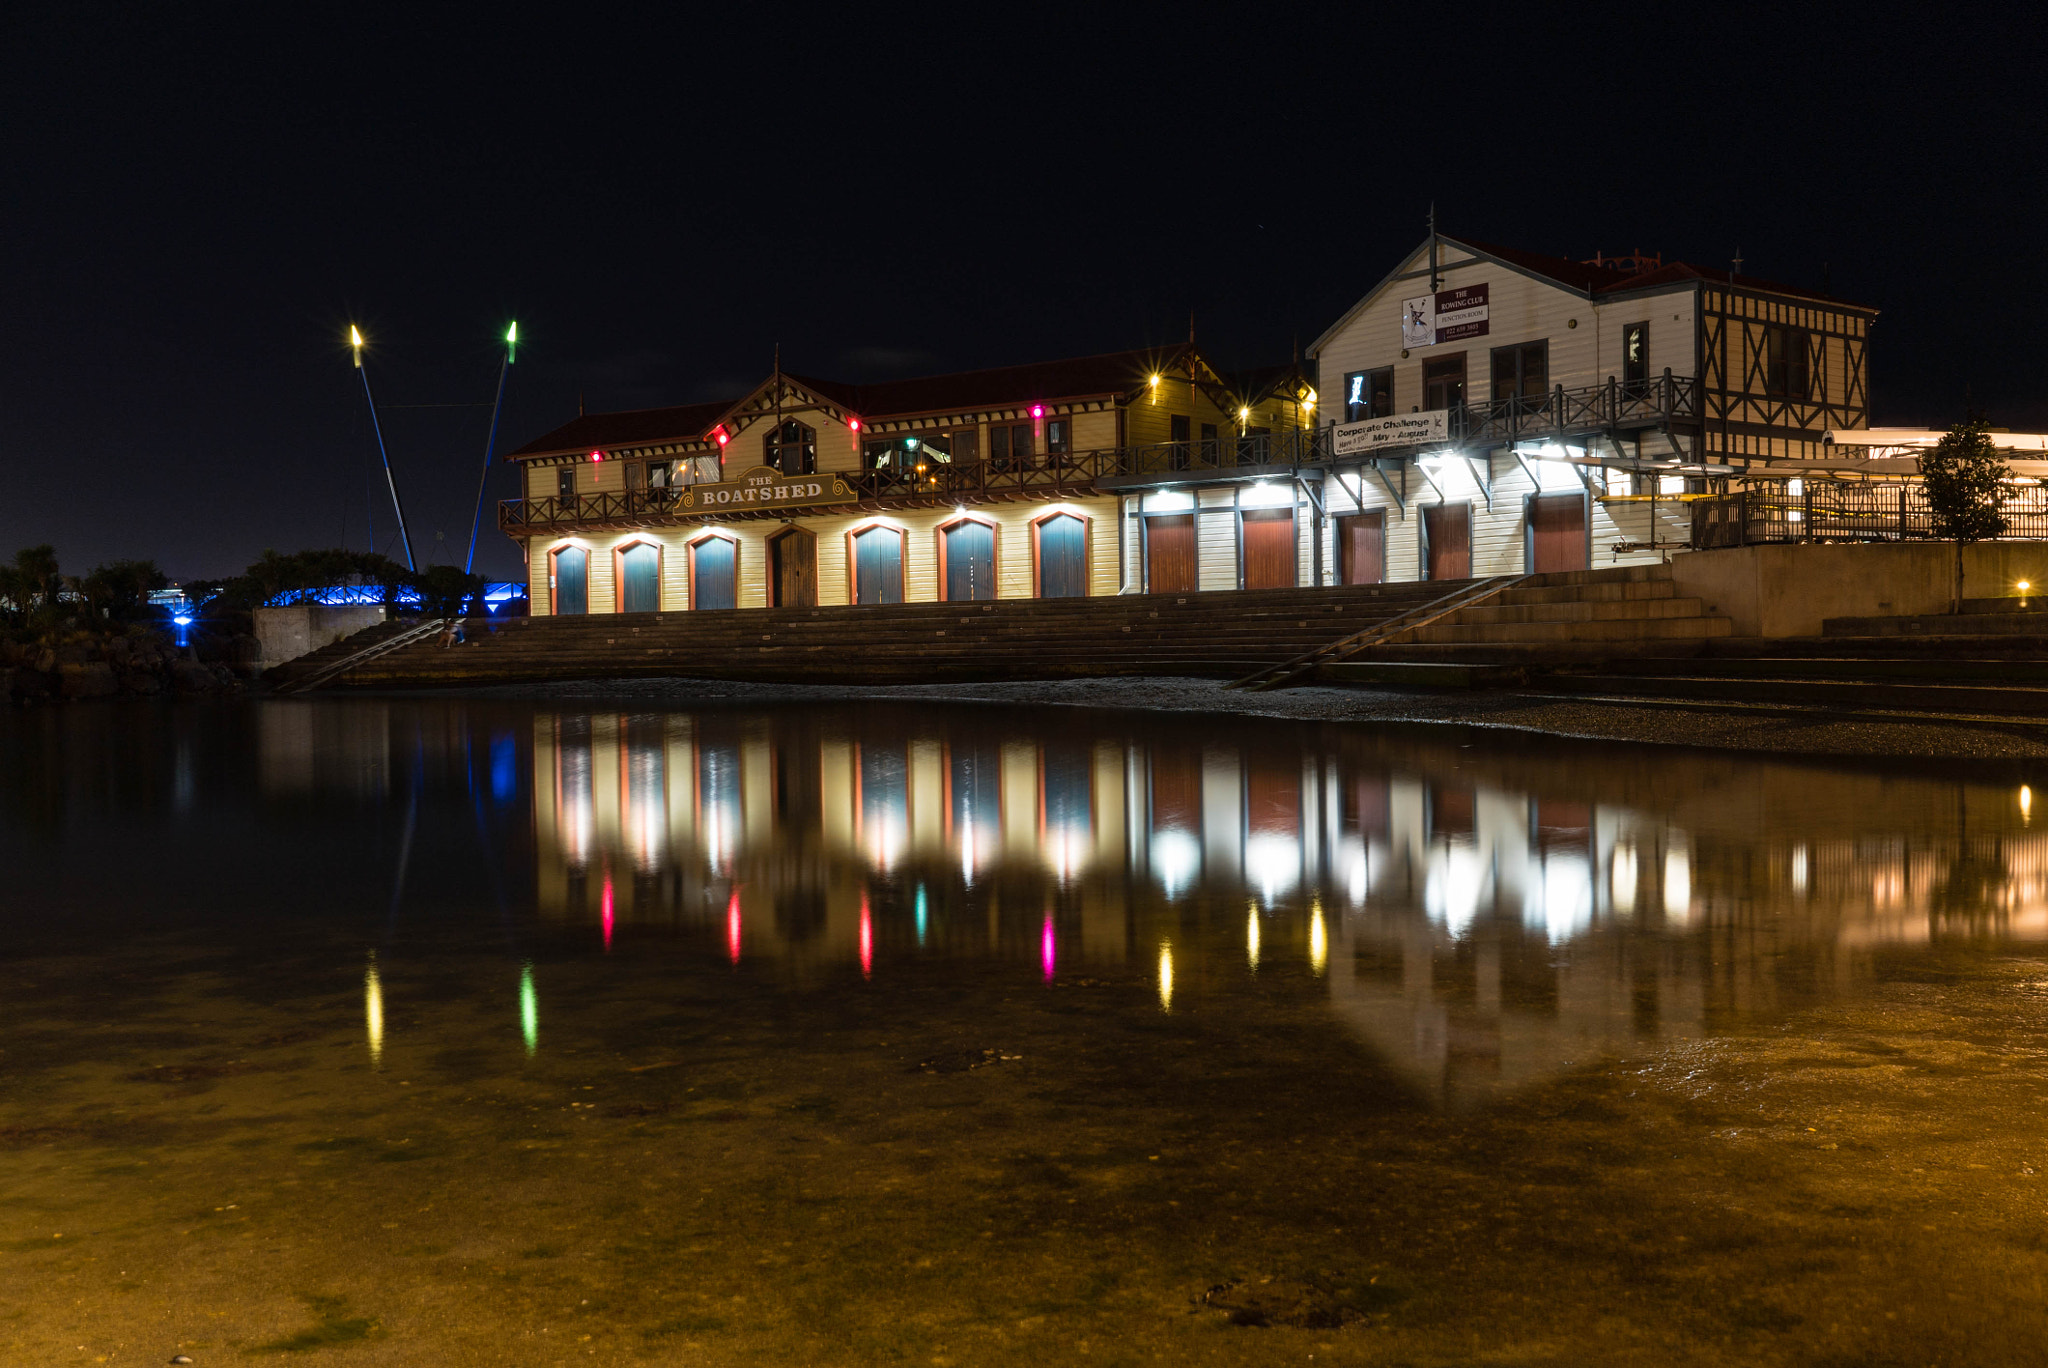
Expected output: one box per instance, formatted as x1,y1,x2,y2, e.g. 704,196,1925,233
445,674,2048,766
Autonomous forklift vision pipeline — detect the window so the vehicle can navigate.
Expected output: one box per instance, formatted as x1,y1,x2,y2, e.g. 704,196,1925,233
556,467,577,499
1199,422,1218,444
1343,367,1394,422
646,459,674,490
987,423,1031,469
1765,325,1810,399
764,419,816,474
1169,415,1191,443
1622,322,1649,388
1045,417,1071,457
1421,354,1466,411
1489,341,1548,408
866,433,952,472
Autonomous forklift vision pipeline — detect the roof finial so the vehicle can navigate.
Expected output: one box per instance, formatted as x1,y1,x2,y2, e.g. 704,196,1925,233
1188,309,1195,347
1428,201,1441,293
577,390,585,417
1731,247,1743,284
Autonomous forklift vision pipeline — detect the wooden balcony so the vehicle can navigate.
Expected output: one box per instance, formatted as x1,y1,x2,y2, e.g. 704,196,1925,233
498,374,1701,535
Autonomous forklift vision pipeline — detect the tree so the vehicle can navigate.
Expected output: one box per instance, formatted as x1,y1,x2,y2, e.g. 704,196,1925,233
79,559,169,623
12,545,61,613
1920,417,2011,613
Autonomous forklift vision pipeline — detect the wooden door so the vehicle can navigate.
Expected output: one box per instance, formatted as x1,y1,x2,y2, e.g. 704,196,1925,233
618,543,660,613
1423,504,1471,580
1240,509,1296,589
1529,492,1588,573
1337,511,1384,585
690,538,735,610
853,526,903,605
943,521,996,601
1035,513,1086,598
1145,514,1197,593
551,547,587,615
769,529,817,607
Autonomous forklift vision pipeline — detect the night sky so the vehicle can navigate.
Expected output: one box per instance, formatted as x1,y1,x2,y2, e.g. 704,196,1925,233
4,5,2041,582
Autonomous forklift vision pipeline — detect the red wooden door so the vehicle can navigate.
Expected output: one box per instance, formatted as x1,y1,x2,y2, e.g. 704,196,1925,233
1146,515,1197,592
1240,509,1296,589
1423,504,1471,580
1529,493,1588,573
1337,511,1384,584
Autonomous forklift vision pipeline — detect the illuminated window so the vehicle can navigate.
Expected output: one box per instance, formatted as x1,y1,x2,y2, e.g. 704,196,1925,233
764,419,816,474
1344,367,1394,422
1622,322,1649,388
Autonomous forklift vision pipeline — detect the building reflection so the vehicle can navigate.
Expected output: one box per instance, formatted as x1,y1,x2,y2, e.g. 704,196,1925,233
530,710,2048,1104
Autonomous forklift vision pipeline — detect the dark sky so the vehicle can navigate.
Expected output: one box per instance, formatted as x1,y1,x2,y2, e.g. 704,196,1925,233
4,4,2041,582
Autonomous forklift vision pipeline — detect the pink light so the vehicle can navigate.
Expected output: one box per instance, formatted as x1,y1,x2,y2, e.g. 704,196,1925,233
859,893,874,979
1030,404,1044,419
601,875,614,952
726,890,742,965
1041,914,1056,983
589,449,605,462
712,426,730,447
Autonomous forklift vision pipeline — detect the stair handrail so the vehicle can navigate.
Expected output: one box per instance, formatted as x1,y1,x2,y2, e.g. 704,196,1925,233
272,616,450,695
1226,576,1528,692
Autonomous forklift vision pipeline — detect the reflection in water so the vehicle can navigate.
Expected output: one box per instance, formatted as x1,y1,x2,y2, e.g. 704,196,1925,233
519,962,539,1056
364,953,384,1067
522,708,2048,1104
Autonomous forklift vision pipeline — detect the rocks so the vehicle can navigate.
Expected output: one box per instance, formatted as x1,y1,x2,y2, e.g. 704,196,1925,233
58,661,119,699
2,631,242,703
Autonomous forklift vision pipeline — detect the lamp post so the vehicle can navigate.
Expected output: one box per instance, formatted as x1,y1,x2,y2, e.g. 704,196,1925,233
464,321,518,576
352,327,417,572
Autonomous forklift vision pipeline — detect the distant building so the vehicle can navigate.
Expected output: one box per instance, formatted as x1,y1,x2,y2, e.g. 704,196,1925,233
501,345,1316,615
1306,232,1879,577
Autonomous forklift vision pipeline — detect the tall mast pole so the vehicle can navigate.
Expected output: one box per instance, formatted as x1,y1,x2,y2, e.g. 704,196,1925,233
464,321,517,575
352,327,417,572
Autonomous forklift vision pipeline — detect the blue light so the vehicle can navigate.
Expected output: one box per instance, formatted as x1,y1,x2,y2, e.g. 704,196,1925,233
172,615,192,626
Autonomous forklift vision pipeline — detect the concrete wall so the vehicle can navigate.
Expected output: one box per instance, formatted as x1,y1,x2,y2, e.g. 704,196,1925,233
254,604,387,669
1669,542,2048,638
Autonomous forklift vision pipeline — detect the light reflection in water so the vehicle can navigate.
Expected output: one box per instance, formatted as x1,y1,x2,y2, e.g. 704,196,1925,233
364,953,384,1067
515,708,2048,1102
519,963,539,1056
2025,785,2034,824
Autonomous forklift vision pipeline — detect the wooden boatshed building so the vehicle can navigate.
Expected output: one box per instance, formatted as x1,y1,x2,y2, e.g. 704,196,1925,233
500,344,1319,616
1305,232,1879,579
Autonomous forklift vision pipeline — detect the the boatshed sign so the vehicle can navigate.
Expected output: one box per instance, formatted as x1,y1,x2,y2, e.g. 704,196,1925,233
1333,411,1450,456
1399,282,1490,347
679,465,857,512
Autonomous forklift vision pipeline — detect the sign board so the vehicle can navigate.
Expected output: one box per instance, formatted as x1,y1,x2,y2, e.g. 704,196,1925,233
1398,282,1490,348
1333,411,1450,456
678,465,857,513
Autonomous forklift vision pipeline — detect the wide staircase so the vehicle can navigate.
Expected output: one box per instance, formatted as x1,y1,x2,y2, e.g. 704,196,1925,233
275,582,1475,689
1342,564,1732,662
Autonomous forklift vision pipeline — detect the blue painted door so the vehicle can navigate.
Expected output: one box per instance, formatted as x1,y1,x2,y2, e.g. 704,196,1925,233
553,547,588,615
944,521,996,601
691,538,736,610
619,543,660,613
1037,514,1086,598
854,527,902,604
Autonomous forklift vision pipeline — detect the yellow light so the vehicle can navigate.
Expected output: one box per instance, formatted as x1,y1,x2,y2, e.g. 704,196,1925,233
1308,899,1328,975
1302,396,1315,410
1238,406,1250,420
2023,786,2034,822
1149,373,1161,386
1246,903,1261,972
2021,580,2033,593
364,953,384,1067
349,325,365,368
1157,942,1175,1013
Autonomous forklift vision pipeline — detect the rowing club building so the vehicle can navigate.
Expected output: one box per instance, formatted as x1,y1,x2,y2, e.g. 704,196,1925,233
503,346,1316,614
500,231,1876,613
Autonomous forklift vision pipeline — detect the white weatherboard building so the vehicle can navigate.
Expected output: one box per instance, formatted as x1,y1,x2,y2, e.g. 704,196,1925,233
1306,233,1876,581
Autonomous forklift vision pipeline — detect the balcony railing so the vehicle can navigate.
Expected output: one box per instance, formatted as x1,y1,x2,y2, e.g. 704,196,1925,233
498,373,1702,532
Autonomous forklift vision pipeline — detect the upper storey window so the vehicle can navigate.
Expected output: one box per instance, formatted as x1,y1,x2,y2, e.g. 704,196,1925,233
1765,325,1811,400
765,420,816,474
1343,368,1394,422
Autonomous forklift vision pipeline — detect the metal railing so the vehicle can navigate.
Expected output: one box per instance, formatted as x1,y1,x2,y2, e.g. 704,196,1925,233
498,374,1703,533
1699,484,2048,546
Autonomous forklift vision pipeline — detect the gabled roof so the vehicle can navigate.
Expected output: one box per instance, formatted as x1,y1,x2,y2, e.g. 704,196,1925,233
1309,233,1876,357
508,400,734,459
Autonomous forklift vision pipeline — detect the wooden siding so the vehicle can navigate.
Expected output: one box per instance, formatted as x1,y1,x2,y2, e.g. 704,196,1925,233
524,496,1122,615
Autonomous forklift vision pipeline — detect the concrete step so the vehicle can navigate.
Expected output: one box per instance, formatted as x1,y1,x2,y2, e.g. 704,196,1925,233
1519,564,1673,588
1494,580,1678,606
1407,617,1734,645
1824,612,2048,637
1525,673,2048,717
1449,597,1710,626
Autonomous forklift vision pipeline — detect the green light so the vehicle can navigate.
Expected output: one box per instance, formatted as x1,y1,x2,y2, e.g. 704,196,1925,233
915,884,928,945
505,320,519,363
519,963,538,1056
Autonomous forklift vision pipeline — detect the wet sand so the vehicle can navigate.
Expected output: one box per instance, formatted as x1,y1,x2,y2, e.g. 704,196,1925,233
9,928,2048,1367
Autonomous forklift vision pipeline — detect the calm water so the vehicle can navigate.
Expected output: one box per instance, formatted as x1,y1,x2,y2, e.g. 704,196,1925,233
5,699,2048,1366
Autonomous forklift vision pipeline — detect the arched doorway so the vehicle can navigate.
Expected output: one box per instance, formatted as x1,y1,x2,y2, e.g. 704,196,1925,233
942,520,996,601
550,545,588,615
767,527,818,607
852,525,905,605
1034,513,1087,598
689,536,736,611
615,542,661,613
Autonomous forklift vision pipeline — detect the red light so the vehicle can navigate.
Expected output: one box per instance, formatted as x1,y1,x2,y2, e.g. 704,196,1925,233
726,890,742,965
712,426,729,448
849,418,860,432
601,876,614,952
859,893,873,979
589,449,604,462
1031,404,1044,419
